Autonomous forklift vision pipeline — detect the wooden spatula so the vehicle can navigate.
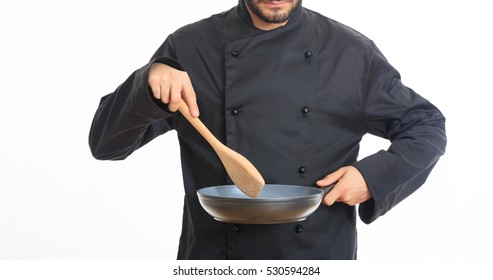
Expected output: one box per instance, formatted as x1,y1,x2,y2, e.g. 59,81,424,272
178,101,265,198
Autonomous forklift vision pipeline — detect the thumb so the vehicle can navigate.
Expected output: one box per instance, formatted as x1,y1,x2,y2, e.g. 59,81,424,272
316,167,346,187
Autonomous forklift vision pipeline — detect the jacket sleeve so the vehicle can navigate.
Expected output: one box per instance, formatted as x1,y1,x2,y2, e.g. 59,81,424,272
88,36,183,160
352,41,447,224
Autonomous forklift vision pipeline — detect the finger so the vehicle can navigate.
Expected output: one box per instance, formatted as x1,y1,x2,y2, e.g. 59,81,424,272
182,80,199,117
168,82,182,112
160,78,171,105
322,182,344,206
148,73,162,100
149,64,167,100
149,84,161,100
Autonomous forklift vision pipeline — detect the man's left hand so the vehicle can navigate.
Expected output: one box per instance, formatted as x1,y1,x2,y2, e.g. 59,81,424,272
316,166,372,206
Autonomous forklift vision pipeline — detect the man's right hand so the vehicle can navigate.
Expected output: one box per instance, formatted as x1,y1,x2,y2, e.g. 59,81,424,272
148,63,200,117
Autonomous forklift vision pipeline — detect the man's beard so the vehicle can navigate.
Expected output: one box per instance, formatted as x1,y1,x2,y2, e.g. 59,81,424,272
244,0,302,24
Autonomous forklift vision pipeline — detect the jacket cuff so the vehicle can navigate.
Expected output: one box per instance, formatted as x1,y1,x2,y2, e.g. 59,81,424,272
152,56,184,71
352,151,388,224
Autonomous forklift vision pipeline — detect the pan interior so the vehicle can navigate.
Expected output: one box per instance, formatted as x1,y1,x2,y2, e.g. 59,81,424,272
198,184,322,201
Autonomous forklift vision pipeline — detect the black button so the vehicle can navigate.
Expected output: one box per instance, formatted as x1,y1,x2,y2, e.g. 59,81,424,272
295,225,304,234
298,166,306,174
304,51,313,58
301,107,310,114
231,109,239,116
232,225,241,233
231,50,239,57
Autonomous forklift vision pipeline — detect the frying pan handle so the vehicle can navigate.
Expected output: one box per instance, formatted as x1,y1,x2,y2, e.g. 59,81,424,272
320,183,336,196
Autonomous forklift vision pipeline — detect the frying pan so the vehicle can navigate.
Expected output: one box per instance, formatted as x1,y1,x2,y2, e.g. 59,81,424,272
197,183,335,224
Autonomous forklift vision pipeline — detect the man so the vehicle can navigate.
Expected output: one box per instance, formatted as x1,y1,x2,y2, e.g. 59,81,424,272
89,0,446,259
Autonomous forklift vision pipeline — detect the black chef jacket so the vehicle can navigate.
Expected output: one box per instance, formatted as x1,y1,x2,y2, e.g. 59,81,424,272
89,1,446,259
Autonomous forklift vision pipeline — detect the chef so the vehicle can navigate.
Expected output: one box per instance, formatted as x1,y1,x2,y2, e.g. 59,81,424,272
89,0,447,259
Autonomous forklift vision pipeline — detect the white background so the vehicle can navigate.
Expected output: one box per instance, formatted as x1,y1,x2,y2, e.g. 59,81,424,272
1,0,492,263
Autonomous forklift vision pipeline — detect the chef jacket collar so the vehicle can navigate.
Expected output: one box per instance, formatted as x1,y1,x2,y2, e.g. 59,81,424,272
237,0,302,30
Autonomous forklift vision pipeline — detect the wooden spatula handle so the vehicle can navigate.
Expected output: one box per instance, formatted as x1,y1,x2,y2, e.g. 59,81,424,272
178,101,223,149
